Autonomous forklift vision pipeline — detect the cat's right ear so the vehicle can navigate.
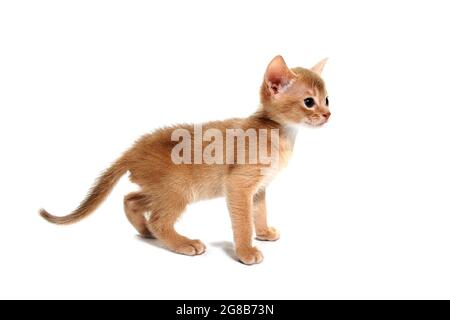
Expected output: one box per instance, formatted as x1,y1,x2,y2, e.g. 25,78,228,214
311,58,328,76
264,55,295,95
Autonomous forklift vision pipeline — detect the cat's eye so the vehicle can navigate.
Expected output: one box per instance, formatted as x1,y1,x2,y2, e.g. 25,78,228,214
325,96,329,106
304,98,315,108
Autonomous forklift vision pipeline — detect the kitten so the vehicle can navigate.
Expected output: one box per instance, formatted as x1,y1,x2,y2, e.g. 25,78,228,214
40,55,330,265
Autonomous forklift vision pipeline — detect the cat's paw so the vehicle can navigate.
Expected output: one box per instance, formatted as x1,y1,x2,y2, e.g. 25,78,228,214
236,246,264,265
174,239,206,256
256,227,280,241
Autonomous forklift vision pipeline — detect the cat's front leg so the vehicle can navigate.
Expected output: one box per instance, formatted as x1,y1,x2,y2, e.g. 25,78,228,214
253,189,280,241
226,180,263,265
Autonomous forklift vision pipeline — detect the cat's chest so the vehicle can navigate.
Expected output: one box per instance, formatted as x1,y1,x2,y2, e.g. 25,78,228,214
257,128,295,189
277,125,297,169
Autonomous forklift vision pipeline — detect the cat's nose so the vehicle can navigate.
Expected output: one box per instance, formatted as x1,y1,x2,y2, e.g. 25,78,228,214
322,112,331,119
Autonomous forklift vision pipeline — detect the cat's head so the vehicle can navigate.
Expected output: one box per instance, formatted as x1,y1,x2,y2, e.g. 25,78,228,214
260,55,330,127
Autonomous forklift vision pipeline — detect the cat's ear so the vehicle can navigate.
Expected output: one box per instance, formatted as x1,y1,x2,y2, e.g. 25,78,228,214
311,58,328,76
265,55,295,95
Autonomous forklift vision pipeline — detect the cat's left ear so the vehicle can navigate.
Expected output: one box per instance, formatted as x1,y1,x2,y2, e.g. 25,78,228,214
311,58,328,76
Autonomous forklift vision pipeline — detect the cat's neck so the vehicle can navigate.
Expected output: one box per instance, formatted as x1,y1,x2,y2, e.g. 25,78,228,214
250,109,282,127
251,109,299,147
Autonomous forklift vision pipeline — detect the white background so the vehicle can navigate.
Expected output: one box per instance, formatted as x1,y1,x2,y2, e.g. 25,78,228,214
1,0,449,299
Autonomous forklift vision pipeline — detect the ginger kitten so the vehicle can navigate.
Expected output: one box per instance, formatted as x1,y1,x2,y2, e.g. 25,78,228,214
40,55,330,265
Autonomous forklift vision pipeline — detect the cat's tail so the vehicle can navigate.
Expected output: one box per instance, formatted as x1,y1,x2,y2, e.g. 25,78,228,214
39,156,129,225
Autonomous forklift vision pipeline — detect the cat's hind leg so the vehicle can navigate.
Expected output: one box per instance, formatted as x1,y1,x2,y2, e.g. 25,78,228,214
145,198,206,256
124,192,155,238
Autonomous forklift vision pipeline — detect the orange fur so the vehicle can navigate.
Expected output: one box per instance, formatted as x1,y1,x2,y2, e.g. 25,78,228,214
40,55,330,265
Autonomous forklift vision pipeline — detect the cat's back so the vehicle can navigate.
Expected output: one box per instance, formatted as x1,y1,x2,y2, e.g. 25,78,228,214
125,119,243,193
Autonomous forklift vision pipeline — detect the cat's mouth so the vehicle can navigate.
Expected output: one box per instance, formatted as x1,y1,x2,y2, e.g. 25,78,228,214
304,118,328,127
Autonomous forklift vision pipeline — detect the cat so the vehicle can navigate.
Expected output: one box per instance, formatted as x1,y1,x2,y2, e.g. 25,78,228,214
40,55,330,265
